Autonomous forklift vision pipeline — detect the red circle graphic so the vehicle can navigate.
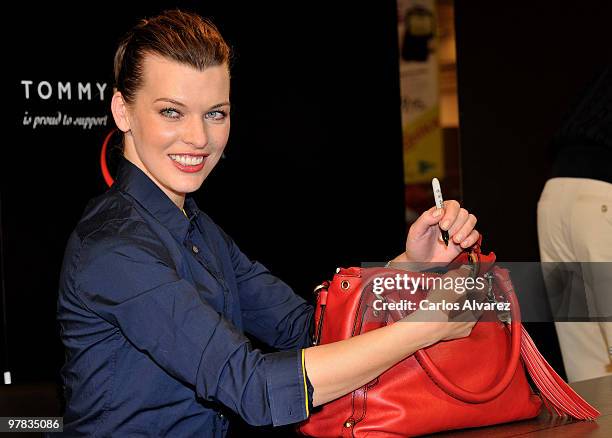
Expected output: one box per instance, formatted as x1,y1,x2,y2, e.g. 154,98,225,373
100,128,117,187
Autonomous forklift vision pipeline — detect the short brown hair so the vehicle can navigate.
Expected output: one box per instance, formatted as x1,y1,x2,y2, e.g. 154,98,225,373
113,9,231,104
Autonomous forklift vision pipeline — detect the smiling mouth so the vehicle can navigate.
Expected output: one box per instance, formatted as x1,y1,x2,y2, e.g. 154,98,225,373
168,154,207,166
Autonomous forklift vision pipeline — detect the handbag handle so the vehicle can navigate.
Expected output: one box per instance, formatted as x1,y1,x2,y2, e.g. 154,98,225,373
414,267,522,404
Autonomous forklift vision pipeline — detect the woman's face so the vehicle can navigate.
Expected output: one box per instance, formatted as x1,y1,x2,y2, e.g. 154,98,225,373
113,53,231,207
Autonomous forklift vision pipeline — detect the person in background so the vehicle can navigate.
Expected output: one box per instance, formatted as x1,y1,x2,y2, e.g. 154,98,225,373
56,10,482,437
537,64,612,382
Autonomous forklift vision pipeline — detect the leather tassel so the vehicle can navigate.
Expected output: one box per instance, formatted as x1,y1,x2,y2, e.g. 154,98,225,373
520,325,600,420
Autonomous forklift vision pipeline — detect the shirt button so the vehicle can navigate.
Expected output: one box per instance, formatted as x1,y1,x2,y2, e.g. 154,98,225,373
191,244,200,254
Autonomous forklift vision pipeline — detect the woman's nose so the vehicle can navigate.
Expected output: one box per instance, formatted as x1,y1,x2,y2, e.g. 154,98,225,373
182,117,208,148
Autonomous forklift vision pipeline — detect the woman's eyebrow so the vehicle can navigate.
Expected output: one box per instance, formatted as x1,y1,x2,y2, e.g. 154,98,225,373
154,98,230,110
154,97,187,107
209,101,231,109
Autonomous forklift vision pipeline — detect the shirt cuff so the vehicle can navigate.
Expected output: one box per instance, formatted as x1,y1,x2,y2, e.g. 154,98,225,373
264,349,310,426
303,349,315,415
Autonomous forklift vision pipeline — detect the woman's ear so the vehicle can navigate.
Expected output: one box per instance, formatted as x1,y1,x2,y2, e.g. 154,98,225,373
111,91,131,133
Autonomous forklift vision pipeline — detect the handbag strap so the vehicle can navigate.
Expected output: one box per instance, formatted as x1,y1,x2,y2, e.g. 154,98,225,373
414,266,523,404
340,378,378,437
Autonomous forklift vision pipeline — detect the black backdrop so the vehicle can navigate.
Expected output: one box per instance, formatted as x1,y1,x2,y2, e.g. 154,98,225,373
3,0,405,390
455,0,612,260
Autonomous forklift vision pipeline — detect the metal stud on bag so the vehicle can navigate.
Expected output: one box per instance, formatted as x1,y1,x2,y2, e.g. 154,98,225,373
484,271,511,323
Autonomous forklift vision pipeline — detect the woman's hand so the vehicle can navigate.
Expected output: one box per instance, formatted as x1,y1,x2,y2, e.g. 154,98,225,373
398,264,485,343
391,200,479,266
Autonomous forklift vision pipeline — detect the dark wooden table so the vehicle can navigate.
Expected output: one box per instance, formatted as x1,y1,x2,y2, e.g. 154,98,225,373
436,375,612,437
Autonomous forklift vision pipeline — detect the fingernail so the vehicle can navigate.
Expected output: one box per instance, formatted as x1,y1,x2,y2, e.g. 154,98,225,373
441,220,450,229
455,233,464,243
432,209,442,218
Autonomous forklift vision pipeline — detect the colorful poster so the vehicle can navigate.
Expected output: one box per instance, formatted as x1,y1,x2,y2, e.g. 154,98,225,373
397,0,443,186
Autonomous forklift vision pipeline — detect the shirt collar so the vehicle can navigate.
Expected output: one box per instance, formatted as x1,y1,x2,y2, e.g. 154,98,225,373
114,155,199,241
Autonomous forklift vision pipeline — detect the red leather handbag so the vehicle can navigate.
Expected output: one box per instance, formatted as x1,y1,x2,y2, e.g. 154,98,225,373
298,243,599,437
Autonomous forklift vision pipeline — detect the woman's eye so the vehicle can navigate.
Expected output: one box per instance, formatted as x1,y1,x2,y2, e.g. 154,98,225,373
160,108,182,119
205,110,227,121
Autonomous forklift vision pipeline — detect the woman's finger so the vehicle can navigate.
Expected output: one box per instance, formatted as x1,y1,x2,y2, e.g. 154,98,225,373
452,213,477,244
448,208,469,239
460,229,480,248
439,200,460,231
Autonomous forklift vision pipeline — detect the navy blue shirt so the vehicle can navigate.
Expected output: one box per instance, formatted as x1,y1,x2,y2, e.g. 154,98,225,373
57,156,314,437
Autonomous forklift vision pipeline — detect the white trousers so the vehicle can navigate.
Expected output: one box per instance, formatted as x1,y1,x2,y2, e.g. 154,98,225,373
537,177,612,382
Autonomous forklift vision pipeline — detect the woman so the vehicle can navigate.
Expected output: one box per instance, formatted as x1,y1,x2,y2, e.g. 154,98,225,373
57,10,480,437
